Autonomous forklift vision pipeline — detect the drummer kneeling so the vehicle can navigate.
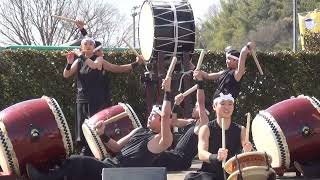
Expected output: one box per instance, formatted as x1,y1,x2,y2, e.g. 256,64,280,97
185,92,264,180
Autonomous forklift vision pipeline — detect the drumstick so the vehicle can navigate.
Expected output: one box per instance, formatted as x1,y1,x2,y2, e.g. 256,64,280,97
247,42,263,75
221,118,226,166
51,15,83,24
182,85,198,97
195,49,206,70
122,38,140,57
245,112,251,143
166,57,177,78
102,112,128,125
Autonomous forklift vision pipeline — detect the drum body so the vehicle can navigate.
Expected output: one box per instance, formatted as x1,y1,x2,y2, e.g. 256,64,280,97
82,103,142,160
227,166,275,180
0,96,73,176
252,96,320,171
224,151,272,174
138,0,195,62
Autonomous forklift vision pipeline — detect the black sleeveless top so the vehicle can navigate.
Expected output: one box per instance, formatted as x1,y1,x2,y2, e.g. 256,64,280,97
213,69,240,99
200,120,242,178
76,56,111,115
115,128,159,167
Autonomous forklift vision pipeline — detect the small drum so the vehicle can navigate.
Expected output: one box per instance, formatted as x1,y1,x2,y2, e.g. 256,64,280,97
0,96,73,176
228,166,276,180
224,152,274,180
252,96,320,171
224,151,272,174
138,0,195,61
82,103,142,160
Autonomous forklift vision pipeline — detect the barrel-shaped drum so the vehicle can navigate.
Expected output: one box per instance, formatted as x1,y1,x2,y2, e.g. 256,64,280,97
0,96,73,176
82,103,142,160
252,96,320,171
139,0,195,62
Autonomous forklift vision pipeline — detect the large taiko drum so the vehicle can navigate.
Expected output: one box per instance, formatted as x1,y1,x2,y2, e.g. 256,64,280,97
138,0,195,62
224,152,275,180
252,95,320,172
82,103,142,160
0,96,73,176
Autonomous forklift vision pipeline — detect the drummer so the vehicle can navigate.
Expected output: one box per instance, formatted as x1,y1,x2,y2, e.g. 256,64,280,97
184,71,253,180
26,76,174,180
63,33,144,156
196,44,252,100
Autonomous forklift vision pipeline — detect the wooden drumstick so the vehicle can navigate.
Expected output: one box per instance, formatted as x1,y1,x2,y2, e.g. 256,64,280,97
195,49,206,70
51,15,84,24
166,57,177,78
245,112,251,143
182,85,198,97
247,42,263,75
221,118,226,166
122,38,140,57
102,112,128,125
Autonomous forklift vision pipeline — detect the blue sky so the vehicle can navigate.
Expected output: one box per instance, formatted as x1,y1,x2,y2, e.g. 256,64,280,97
108,0,219,22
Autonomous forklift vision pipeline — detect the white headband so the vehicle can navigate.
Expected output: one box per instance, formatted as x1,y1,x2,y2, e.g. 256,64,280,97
151,105,162,115
213,93,234,105
81,37,95,45
226,53,239,61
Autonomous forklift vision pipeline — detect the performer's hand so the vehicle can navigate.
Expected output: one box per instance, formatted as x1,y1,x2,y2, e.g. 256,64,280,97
217,148,228,161
95,57,104,70
243,142,253,152
242,42,254,55
66,52,75,64
75,20,85,29
136,55,145,65
162,77,172,92
174,93,184,105
193,70,204,80
94,121,106,136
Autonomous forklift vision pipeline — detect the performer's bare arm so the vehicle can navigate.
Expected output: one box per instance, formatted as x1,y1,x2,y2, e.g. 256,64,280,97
148,77,173,153
240,126,253,152
63,52,79,78
102,55,144,73
234,45,250,81
198,125,212,163
205,71,224,80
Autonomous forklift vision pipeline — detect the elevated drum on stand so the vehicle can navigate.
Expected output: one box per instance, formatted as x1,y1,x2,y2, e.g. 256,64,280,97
0,96,73,176
138,0,195,62
252,95,320,175
82,103,142,160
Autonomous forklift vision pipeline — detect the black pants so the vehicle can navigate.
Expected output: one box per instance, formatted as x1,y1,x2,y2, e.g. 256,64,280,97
299,161,320,178
153,126,198,171
44,155,116,180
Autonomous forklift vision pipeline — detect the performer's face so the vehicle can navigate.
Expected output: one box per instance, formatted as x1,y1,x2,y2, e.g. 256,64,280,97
147,112,161,132
81,41,95,52
213,100,234,118
191,105,200,119
226,58,238,69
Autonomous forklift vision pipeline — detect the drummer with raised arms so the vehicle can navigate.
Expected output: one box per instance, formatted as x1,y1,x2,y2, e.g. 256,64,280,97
63,20,145,156
184,70,253,180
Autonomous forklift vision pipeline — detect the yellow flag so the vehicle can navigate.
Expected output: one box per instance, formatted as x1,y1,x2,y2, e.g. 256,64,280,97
298,9,320,50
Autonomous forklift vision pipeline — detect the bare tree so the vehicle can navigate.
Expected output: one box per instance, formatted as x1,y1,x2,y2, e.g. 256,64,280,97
0,0,132,47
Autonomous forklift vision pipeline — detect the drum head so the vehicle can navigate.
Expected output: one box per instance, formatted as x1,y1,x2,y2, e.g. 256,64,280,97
224,152,272,174
82,121,108,160
228,166,276,180
119,103,142,128
138,1,154,61
252,111,290,169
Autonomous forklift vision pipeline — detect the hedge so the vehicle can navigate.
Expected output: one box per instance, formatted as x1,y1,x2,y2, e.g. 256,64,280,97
0,49,319,137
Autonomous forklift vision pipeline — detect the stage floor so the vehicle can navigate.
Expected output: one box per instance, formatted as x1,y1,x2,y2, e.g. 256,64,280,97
167,160,319,180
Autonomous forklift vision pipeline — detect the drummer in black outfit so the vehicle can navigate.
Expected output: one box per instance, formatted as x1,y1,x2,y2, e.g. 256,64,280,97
63,33,144,156
184,71,253,180
26,76,174,180
198,44,252,100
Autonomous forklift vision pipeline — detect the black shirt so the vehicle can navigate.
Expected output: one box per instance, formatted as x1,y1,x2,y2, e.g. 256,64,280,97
76,56,111,115
199,120,242,179
213,69,241,99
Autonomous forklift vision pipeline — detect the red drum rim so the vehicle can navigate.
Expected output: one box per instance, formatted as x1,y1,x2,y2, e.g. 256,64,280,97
82,103,142,160
0,96,73,176
227,166,275,180
224,151,272,174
